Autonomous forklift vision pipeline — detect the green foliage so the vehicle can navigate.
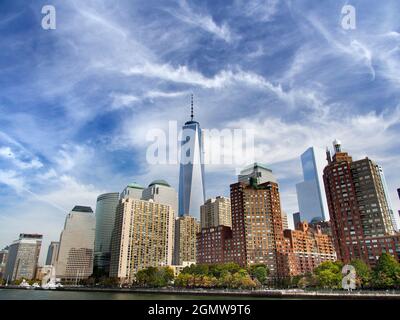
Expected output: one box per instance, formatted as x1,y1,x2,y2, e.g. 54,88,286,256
313,261,343,289
135,266,174,287
350,259,371,289
175,263,258,289
371,253,400,289
248,264,269,284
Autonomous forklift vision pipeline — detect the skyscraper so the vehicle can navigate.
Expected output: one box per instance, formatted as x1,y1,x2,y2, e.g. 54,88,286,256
94,192,120,274
178,95,205,220
230,177,287,277
296,147,329,222
56,206,95,282
3,234,42,281
109,194,175,282
45,241,59,266
174,216,200,265
323,140,400,266
200,196,231,229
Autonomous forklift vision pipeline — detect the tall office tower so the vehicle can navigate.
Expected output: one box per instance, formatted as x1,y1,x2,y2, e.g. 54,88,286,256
293,212,301,228
3,234,42,281
296,147,329,222
323,140,400,266
0,247,9,279
200,196,231,229
230,166,287,278
283,222,336,276
178,95,205,220
56,206,95,282
238,162,277,185
110,196,175,282
377,165,398,231
142,180,178,215
94,192,119,274
45,241,59,266
174,216,200,265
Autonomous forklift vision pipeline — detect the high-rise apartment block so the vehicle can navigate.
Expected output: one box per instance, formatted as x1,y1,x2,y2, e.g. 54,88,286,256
56,206,95,282
230,179,287,277
197,164,287,277
45,241,59,266
94,192,119,274
323,140,400,266
200,196,231,229
197,226,232,264
3,234,42,281
110,187,175,282
296,147,329,222
174,216,200,265
283,222,336,275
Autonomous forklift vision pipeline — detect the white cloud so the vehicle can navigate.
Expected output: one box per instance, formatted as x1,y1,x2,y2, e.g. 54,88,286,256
235,0,279,22
167,0,234,43
0,146,43,170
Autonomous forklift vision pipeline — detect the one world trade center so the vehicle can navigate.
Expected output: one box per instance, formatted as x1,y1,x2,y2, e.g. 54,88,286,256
178,95,206,220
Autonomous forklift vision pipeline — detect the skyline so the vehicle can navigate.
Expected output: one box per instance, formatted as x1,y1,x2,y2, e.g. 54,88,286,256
1,0,400,265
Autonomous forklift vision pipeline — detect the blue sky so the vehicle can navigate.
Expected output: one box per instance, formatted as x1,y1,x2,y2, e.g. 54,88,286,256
1,0,400,263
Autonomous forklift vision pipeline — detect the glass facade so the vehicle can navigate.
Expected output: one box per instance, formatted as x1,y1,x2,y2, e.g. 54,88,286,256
296,147,329,222
178,120,205,220
94,193,120,273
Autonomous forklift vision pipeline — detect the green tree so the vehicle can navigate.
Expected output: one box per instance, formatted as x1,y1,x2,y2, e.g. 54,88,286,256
371,253,400,289
350,259,371,289
249,264,269,284
313,261,343,289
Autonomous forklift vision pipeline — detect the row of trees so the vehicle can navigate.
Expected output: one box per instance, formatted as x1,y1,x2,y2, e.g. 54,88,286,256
133,263,270,289
131,254,400,290
292,254,400,290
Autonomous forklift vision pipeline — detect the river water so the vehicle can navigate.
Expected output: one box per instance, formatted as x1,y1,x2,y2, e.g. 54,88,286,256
0,288,273,300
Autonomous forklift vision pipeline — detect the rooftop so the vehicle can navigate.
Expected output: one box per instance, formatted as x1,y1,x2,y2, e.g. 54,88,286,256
149,179,171,187
127,182,144,189
71,206,93,213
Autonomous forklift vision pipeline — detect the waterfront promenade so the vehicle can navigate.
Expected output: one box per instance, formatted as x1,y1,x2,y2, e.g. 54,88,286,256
1,286,400,300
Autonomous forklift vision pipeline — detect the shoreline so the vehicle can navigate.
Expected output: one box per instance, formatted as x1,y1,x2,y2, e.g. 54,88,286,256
1,286,400,300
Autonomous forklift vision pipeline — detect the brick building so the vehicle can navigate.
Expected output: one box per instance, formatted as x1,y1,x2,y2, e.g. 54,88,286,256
284,222,336,275
323,140,400,267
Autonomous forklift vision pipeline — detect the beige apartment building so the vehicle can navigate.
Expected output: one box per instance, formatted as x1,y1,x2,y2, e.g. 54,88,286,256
200,196,231,229
109,197,175,283
173,216,200,265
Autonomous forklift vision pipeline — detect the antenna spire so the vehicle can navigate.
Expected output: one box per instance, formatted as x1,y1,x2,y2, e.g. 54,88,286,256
190,94,194,121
